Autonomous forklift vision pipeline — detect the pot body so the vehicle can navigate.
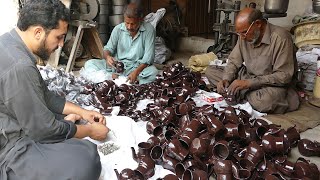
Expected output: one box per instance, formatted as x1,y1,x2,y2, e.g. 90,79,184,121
264,0,289,14
313,0,320,14
112,0,127,5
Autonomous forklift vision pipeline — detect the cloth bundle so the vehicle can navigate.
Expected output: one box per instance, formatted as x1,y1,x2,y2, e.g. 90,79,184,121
188,52,218,73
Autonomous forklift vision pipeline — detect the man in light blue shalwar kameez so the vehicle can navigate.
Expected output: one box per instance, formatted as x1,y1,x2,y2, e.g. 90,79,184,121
85,2,158,84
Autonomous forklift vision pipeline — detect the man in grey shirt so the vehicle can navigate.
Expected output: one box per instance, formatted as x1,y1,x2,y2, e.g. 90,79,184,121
216,8,300,113
0,0,109,179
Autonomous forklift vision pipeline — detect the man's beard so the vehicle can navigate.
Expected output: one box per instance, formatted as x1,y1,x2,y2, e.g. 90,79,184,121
35,37,51,61
128,28,138,34
248,29,260,46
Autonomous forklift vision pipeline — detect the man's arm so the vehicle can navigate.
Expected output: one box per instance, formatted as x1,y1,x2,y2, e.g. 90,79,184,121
104,50,115,67
62,101,106,125
217,39,245,94
223,39,245,82
103,25,121,67
74,123,109,141
127,63,148,83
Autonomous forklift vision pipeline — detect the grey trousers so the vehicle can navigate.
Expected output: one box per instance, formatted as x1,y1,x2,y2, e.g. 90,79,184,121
204,65,300,114
1,138,101,180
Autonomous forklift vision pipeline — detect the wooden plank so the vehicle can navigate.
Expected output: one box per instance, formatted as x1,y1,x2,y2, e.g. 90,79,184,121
82,27,104,59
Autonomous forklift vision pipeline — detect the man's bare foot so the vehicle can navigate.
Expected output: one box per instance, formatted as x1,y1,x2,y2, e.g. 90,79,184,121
112,73,119,79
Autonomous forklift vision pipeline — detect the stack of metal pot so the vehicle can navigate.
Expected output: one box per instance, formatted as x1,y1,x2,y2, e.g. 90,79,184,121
96,0,111,45
109,0,127,29
313,0,320,14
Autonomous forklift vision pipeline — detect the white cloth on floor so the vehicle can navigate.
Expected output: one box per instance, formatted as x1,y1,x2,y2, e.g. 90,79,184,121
85,90,266,180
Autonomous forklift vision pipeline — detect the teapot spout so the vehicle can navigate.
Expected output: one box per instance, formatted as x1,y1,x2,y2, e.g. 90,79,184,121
131,147,138,162
114,169,120,180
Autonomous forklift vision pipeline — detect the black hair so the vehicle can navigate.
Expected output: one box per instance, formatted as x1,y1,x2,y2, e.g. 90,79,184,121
123,2,144,18
17,0,70,31
247,8,263,24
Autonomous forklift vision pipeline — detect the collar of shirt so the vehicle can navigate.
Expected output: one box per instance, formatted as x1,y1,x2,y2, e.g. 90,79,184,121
120,22,146,35
10,29,38,65
260,22,271,45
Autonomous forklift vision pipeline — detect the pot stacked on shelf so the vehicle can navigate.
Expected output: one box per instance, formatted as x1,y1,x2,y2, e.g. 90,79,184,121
109,0,126,32
96,0,111,44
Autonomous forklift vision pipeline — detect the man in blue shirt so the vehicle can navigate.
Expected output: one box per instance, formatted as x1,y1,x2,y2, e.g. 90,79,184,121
85,2,158,84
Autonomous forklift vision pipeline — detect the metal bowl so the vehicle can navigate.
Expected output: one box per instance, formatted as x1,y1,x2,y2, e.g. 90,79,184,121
264,0,289,14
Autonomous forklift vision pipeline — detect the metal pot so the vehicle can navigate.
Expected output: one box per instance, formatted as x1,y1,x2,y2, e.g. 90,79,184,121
98,0,109,5
112,0,126,6
313,0,320,14
109,15,124,26
264,0,289,14
99,4,110,15
112,5,125,15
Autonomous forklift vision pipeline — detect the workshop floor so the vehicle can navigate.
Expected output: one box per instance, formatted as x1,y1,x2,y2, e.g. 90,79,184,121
164,37,320,168
71,36,320,170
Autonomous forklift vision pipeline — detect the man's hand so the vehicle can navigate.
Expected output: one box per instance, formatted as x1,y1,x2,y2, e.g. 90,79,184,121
103,50,115,67
81,110,106,125
105,55,115,67
64,114,82,123
89,122,109,141
127,70,139,84
227,79,250,95
217,80,230,94
112,73,119,80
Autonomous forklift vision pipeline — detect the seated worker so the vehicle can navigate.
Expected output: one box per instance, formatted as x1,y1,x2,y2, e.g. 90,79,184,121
216,8,300,114
0,0,109,179
85,2,158,84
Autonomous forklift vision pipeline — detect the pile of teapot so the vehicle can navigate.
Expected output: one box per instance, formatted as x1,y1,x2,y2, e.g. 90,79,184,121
81,62,320,180
116,104,320,180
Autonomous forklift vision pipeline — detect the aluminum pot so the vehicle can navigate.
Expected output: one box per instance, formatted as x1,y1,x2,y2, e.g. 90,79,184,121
112,5,125,15
112,0,126,6
99,33,109,44
264,0,289,14
313,0,320,14
98,0,109,5
109,15,124,26
99,4,110,15
97,14,109,24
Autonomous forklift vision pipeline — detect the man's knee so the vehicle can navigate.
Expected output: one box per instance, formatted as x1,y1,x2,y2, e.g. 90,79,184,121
84,59,107,72
204,65,223,86
138,65,158,84
248,94,274,112
246,88,287,113
75,142,102,179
